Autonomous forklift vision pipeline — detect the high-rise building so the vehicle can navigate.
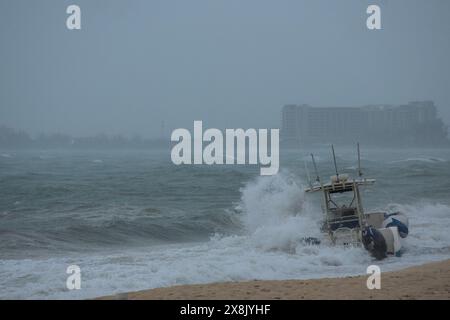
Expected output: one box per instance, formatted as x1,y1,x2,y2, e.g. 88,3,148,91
281,101,448,146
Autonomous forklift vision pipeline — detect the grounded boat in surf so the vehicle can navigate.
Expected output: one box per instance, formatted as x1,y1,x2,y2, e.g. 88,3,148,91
304,144,409,260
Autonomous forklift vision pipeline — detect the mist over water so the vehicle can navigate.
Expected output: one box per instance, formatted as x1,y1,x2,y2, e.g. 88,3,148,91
0,146,449,299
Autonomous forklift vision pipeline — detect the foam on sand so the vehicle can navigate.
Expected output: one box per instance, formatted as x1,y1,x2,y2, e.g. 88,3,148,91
99,259,450,300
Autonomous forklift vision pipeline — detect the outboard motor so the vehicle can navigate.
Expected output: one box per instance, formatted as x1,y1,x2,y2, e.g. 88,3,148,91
362,226,387,260
383,212,409,238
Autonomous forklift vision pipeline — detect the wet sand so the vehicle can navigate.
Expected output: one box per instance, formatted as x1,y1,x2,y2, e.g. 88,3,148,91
99,259,450,300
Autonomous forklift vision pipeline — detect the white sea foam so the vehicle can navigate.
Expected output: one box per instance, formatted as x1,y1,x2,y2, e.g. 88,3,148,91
387,202,450,250
390,157,447,164
239,173,321,252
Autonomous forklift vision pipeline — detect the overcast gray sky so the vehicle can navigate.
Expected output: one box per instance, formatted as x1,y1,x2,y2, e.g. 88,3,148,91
1,0,449,138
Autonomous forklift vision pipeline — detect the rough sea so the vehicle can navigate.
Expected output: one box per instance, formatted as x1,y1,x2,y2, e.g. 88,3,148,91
1,146,449,299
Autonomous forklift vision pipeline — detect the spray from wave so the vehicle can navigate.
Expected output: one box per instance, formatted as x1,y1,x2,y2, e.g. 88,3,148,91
235,172,322,252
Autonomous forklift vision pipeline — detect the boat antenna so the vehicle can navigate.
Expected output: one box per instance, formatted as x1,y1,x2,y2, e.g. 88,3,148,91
357,142,363,178
331,145,339,181
311,153,321,184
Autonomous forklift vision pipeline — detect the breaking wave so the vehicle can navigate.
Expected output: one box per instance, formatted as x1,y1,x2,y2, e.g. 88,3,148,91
237,173,321,252
390,157,447,164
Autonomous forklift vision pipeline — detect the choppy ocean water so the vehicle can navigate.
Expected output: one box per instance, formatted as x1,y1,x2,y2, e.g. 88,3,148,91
0,147,449,299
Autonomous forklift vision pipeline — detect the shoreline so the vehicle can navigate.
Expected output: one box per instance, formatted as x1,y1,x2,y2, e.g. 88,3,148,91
98,259,450,300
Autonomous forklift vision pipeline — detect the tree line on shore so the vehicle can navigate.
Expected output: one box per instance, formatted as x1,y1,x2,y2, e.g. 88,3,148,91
0,125,167,148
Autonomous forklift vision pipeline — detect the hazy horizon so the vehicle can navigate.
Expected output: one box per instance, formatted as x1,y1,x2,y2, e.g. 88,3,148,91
1,0,450,138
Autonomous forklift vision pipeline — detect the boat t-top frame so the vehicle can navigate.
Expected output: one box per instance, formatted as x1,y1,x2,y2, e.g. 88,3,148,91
304,143,375,245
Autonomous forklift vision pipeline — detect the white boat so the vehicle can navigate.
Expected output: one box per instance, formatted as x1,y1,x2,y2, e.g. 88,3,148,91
304,144,409,259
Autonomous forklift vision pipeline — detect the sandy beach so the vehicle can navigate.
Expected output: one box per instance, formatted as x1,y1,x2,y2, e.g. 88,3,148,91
99,259,450,300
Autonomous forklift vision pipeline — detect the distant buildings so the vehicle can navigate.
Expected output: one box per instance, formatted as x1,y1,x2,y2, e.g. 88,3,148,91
0,126,32,147
281,101,448,146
